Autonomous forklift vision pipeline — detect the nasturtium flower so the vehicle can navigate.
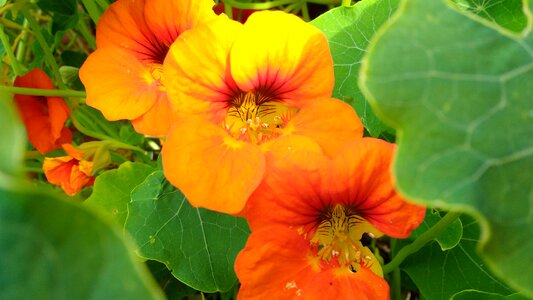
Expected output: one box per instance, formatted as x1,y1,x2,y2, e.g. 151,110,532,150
235,138,426,299
43,144,95,196
79,0,217,136
13,68,72,154
162,11,363,214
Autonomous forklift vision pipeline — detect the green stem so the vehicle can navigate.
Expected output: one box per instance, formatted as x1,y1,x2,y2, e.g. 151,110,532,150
24,167,44,174
80,0,103,24
0,86,86,98
76,16,96,50
16,18,30,62
383,211,462,274
0,25,24,76
224,2,233,19
391,267,402,300
342,0,351,6
21,7,66,89
301,2,310,21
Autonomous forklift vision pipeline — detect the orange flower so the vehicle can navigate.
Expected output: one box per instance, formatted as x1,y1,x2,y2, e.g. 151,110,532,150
79,0,217,136
235,138,426,299
162,11,363,214
13,68,72,154
43,144,95,196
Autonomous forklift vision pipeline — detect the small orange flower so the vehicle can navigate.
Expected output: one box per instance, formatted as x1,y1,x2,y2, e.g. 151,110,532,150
162,11,363,214
43,144,95,196
235,138,426,299
79,0,217,136
13,68,72,154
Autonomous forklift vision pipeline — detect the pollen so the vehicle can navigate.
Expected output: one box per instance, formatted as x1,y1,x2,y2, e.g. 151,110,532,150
310,204,371,271
223,91,297,144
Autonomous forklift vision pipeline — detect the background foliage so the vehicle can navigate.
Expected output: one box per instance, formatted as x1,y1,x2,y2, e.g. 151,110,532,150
0,0,531,299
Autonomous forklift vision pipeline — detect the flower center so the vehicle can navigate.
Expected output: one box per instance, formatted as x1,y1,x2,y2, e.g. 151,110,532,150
310,205,375,272
224,92,296,144
144,63,166,91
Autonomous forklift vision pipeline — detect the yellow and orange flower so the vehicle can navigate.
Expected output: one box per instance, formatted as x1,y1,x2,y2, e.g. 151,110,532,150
13,68,72,154
43,144,95,196
235,138,426,299
79,0,217,136
162,11,363,214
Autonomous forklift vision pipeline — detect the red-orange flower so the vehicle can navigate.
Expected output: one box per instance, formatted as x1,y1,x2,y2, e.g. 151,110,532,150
43,144,95,196
162,11,363,214
79,0,217,136
235,138,426,299
13,68,72,154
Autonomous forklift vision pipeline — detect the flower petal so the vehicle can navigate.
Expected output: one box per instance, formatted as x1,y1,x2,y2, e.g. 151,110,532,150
162,118,265,214
284,98,364,157
332,138,426,238
164,16,242,123
80,47,161,121
13,69,71,154
230,11,334,106
245,149,329,231
96,0,154,55
235,226,389,300
131,93,175,136
144,0,217,48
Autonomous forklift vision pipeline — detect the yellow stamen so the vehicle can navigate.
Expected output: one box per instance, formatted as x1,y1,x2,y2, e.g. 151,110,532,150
223,92,296,144
310,204,377,273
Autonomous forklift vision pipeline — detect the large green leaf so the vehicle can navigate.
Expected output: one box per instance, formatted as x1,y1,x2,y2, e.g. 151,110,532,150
452,290,529,300
125,171,250,293
360,0,533,295
311,0,399,137
0,187,165,300
0,92,25,177
402,216,514,300
85,162,155,226
452,0,527,32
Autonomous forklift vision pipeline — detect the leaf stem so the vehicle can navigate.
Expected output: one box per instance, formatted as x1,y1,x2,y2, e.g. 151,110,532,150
76,16,96,50
21,7,66,89
383,211,462,274
0,24,24,76
342,0,351,6
0,86,86,98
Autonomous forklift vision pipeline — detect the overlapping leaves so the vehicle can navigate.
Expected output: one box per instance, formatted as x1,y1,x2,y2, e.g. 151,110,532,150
360,0,533,295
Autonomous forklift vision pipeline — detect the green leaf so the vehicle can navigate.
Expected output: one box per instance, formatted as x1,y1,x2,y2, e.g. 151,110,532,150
0,186,165,299
451,0,527,32
452,290,529,300
411,209,463,251
360,0,533,295
85,162,155,226
311,0,399,137
125,171,250,293
73,105,144,145
37,0,78,16
0,92,25,177
402,216,514,300
51,12,80,34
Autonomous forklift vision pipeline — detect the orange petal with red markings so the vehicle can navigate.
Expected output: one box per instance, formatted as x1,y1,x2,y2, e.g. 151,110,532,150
230,11,334,106
235,226,389,300
95,0,154,55
144,0,217,47
164,16,242,123
162,118,265,214
331,138,426,238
